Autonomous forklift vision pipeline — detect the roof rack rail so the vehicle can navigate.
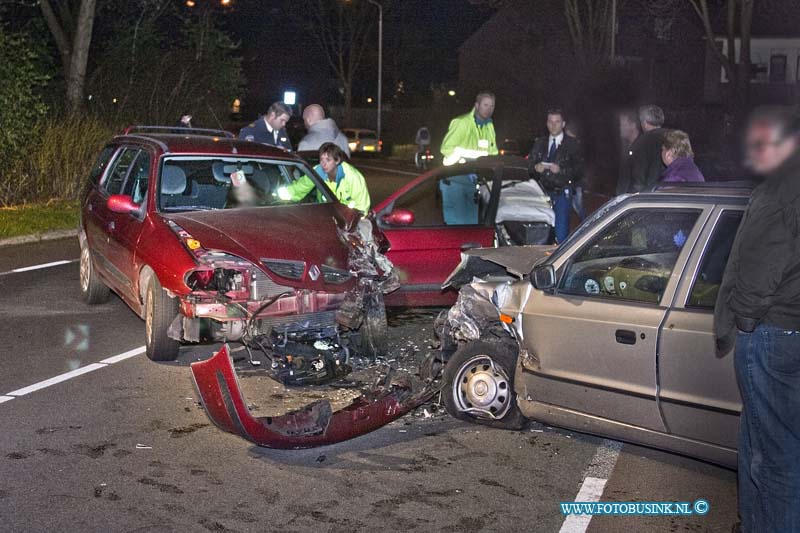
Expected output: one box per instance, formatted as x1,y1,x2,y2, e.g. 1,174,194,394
122,125,235,138
651,179,757,192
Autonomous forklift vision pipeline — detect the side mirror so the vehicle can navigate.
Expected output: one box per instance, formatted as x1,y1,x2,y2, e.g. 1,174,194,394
107,194,140,215
381,208,415,226
531,264,556,290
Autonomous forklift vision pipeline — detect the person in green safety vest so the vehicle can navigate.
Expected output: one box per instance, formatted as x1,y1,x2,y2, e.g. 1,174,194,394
278,142,371,214
437,91,498,224
440,91,499,166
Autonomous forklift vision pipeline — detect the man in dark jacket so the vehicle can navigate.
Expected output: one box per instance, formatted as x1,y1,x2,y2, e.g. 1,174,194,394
626,104,666,192
239,102,293,150
714,106,800,533
529,108,582,243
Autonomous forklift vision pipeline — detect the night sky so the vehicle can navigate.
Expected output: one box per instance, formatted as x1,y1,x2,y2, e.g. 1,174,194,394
224,0,494,114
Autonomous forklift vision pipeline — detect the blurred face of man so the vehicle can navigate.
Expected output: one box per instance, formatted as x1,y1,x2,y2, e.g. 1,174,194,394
474,97,495,121
547,113,565,137
619,116,638,142
266,112,290,131
319,152,340,177
746,122,798,175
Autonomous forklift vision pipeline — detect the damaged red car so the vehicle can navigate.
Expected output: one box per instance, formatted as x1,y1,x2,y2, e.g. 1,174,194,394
79,127,393,381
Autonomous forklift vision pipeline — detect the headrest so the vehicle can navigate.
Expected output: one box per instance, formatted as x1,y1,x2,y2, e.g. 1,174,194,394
161,165,187,195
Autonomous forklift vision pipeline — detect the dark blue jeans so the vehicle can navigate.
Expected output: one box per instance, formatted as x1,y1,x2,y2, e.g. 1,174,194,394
735,324,800,532
550,189,571,244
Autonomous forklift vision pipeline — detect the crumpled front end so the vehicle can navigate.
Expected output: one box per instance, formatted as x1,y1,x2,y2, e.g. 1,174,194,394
190,344,437,449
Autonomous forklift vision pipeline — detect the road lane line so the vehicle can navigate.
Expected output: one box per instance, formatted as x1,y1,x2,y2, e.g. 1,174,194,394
357,164,420,177
559,439,623,533
6,363,107,397
11,260,76,273
100,346,146,364
3,345,146,401
0,259,78,277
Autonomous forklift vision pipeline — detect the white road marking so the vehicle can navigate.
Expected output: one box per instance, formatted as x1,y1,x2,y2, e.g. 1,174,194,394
357,164,420,177
559,439,623,533
0,259,77,277
99,346,146,364
2,345,145,401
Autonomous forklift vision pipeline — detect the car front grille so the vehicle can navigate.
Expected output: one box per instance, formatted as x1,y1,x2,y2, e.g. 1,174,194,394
257,311,337,333
321,265,352,285
261,258,306,280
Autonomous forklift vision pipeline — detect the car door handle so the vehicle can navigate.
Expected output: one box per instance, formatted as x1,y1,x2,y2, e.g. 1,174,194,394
615,329,637,345
461,242,481,251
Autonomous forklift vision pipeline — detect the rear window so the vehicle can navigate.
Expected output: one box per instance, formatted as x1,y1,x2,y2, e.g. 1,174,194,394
360,131,377,140
158,157,331,212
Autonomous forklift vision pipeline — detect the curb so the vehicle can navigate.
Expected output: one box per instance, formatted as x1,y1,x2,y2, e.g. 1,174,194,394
0,229,78,248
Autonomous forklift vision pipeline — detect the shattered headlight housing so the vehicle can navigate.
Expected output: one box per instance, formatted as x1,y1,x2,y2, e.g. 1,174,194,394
168,221,290,300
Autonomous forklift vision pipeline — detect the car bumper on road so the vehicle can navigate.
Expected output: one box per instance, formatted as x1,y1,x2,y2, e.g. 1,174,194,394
190,344,437,449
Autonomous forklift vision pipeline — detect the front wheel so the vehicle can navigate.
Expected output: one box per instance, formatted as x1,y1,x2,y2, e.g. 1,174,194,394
145,276,180,361
79,243,110,304
443,341,525,429
359,292,388,358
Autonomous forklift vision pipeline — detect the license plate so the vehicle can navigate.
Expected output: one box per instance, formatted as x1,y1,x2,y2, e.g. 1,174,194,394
363,145,376,152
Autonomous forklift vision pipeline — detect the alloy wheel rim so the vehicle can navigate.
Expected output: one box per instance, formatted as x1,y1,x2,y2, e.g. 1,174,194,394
80,247,90,292
452,355,511,419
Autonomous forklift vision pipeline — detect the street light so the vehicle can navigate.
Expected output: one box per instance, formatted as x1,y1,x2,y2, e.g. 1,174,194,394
366,0,382,144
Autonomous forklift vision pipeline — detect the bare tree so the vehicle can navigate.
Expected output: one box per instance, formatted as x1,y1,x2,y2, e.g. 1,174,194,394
564,0,615,71
288,0,377,125
687,0,753,111
39,0,98,112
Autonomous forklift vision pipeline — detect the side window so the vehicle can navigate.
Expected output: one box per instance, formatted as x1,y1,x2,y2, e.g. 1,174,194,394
687,211,743,309
392,171,492,227
89,146,117,184
122,151,151,204
102,148,139,195
560,209,701,304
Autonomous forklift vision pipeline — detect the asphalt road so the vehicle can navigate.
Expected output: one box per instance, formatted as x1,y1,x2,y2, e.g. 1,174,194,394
0,158,738,532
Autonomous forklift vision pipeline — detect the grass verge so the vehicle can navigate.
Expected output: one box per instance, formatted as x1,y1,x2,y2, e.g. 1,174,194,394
0,200,79,240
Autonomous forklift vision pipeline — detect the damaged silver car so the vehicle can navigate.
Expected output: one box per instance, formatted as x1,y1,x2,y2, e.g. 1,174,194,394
438,183,749,468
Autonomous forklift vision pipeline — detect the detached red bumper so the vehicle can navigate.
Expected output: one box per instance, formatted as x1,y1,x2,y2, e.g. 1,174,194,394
190,345,435,449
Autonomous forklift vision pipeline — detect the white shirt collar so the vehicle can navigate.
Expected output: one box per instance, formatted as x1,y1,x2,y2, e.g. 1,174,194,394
550,132,564,146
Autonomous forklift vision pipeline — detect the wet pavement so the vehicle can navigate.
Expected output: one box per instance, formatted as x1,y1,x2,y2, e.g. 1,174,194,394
0,159,738,532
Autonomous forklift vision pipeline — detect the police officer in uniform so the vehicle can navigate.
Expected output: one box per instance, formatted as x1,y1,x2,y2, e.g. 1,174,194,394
239,102,293,150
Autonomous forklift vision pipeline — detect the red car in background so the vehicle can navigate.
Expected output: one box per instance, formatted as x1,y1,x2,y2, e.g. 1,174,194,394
79,128,390,364
372,157,555,306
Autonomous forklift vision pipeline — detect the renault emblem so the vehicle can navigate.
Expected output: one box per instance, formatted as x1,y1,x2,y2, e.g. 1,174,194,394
308,265,320,281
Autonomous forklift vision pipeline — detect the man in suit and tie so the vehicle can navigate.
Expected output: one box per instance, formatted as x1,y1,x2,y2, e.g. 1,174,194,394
529,108,583,243
239,102,293,150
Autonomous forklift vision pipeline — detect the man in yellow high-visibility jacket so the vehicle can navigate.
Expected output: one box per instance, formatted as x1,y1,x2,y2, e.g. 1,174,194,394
437,92,498,224
440,91,499,166
278,142,371,214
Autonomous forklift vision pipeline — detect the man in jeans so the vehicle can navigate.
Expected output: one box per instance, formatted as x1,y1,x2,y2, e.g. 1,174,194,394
715,106,800,532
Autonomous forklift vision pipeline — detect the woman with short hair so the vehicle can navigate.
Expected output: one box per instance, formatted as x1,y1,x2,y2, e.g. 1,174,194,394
660,129,705,183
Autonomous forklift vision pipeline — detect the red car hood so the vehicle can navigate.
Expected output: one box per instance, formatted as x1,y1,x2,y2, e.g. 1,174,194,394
161,204,357,285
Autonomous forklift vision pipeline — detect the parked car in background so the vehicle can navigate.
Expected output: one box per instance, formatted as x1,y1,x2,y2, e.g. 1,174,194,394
438,182,752,468
498,138,521,156
343,128,382,153
79,126,391,363
372,156,554,306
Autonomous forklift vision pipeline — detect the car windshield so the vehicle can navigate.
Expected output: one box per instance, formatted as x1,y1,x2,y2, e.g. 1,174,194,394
158,156,329,212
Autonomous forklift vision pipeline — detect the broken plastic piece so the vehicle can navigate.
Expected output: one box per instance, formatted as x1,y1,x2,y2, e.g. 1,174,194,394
190,344,437,449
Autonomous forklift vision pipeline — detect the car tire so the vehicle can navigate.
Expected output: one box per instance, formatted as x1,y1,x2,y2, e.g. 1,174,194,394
145,276,180,361
79,243,111,304
360,292,388,358
443,341,525,430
